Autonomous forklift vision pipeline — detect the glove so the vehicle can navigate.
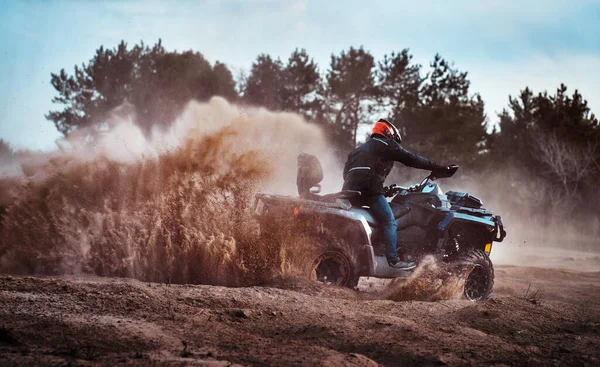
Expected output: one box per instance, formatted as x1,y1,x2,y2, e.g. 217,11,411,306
433,164,458,178
382,185,392,197
383,184,400,197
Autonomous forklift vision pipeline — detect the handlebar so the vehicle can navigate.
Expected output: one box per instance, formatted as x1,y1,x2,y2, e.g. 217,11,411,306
383,183,423,197
383,165,459,198
383,184,405,197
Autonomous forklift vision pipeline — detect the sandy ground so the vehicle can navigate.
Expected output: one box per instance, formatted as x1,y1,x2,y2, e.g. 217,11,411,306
1,253,599,367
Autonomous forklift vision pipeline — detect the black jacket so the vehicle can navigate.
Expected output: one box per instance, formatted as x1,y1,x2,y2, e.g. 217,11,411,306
342,135,446,195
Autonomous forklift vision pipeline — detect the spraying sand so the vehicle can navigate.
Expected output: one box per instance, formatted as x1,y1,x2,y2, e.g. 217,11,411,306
0,97,342,285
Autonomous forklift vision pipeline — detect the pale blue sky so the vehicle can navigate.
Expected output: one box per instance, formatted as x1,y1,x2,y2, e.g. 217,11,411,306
1,0,599,151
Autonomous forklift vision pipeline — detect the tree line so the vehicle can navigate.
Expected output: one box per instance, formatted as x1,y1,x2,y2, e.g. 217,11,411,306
44,40,600,227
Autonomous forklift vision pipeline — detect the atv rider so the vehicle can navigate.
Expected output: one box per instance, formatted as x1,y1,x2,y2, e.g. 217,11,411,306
342,118,454,270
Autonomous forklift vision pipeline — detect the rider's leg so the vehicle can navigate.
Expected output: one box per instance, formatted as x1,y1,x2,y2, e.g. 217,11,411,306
367,194,398,262
367,194,416,270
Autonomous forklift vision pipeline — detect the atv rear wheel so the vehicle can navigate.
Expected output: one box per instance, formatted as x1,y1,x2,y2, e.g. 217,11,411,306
310,249,358,288
451,249,494,301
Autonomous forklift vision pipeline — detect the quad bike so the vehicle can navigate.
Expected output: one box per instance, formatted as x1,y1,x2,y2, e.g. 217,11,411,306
254,153,506,301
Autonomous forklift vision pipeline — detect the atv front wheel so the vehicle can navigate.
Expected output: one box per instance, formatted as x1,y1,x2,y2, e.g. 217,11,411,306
451,249,494,301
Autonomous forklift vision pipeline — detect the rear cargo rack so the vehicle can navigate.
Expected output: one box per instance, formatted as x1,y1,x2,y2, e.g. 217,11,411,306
255,193,352,211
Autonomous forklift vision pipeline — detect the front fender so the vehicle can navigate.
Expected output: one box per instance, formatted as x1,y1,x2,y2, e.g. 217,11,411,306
437,212,500,254
493,216,506,242
438,212,496,232
438,211,506,243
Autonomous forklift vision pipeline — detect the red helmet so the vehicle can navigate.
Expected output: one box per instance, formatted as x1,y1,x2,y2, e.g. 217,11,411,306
371,118,402,143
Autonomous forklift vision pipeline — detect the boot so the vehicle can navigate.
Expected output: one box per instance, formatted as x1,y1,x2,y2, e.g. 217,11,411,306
388,259,417,270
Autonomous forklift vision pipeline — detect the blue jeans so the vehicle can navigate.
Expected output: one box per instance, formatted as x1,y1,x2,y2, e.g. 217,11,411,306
364,194,398,263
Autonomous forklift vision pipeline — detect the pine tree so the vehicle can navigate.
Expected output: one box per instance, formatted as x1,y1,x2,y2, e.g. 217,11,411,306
243,54,285,110
402,54,487,166
325,46,377,153
46,40,238,136
281,49,323,122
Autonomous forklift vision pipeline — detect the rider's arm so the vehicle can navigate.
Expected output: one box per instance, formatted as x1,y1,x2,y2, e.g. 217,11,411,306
386,141,446,171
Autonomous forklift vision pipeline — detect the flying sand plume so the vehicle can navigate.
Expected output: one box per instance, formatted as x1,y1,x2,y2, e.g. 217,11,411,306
0,97,342,285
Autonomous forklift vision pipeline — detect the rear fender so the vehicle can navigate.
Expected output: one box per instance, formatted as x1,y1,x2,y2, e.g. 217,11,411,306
314,209,372,244
301,208,373,276
253,194,379,276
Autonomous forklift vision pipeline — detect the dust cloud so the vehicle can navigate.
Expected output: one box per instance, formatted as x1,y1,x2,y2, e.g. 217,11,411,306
0,97,342,286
